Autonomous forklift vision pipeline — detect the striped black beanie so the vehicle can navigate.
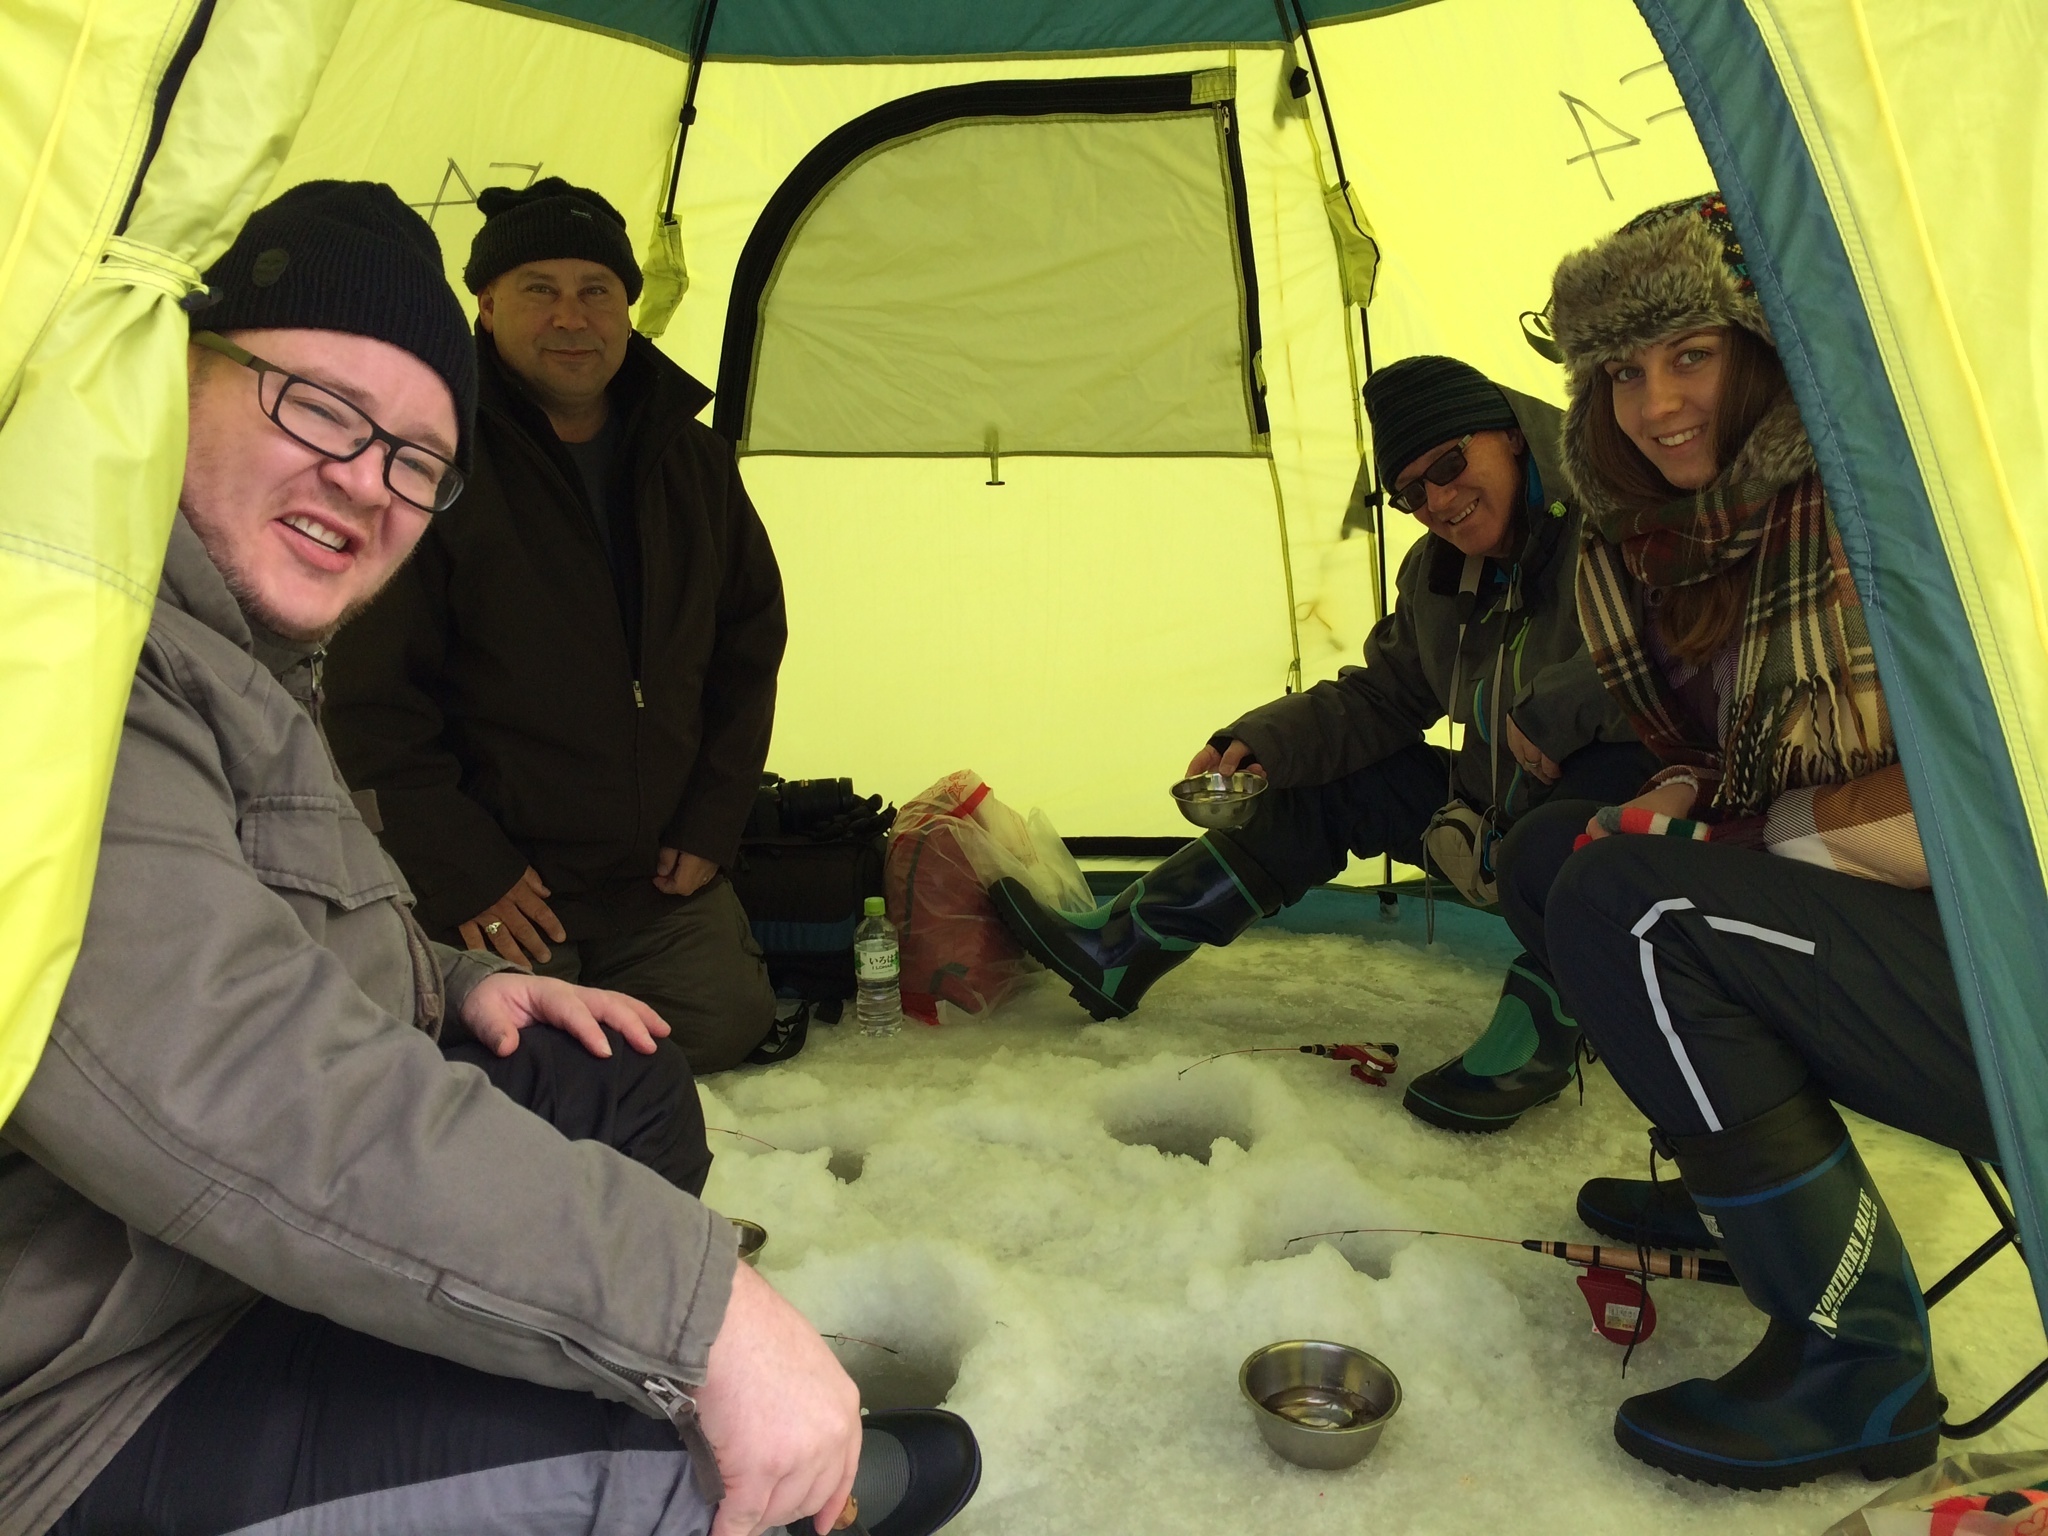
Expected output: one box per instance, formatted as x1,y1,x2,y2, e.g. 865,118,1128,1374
193,180,476,469
1365,355,1520,485
462,177,641,302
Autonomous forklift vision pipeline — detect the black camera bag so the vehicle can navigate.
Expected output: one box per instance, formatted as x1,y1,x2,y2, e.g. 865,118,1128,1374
729,776,893,1013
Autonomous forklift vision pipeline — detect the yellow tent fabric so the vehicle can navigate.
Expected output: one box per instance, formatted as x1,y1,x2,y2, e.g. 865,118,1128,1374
1744,0,2048,878
0,0,358,1123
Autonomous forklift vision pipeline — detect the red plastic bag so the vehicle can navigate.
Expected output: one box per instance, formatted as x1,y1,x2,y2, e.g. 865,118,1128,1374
884,771,1091,1021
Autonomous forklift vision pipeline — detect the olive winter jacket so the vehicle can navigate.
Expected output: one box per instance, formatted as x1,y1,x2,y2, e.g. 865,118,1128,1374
0,520,735,1535
1225,390,1635,814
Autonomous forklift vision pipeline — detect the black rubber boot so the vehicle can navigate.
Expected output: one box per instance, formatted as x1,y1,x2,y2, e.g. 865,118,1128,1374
1577,1175,1718,1252
1401,956,1581,1133
988,837,1279,1020
1614,1091,1941,1490
784,1408,981,1536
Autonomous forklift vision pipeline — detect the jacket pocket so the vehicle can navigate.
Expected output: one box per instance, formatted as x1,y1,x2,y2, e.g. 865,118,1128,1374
239,794,405,910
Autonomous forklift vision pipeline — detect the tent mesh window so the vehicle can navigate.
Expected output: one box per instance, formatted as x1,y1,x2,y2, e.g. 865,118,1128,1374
715,72,1268,457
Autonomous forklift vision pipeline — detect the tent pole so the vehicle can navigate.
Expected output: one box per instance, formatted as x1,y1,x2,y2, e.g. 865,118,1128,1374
662,0,722,221
1265,455,1305,696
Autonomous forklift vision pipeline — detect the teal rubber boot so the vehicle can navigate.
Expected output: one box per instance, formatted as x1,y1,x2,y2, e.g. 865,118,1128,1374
1616,1091,1941,1489
1401,955,1581,1133
987,837,1279,1021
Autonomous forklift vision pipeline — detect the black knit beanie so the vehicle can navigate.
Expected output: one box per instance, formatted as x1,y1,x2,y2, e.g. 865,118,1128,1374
1365,355,1521,486
462,177,641,302
193,180,477,469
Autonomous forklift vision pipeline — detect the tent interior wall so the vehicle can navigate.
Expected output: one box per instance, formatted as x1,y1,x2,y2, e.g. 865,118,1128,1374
267,0,1715,847
8,0,2047,1462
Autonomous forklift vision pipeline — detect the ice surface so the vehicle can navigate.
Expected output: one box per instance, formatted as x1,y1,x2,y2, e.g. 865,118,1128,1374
699,900,2048,1535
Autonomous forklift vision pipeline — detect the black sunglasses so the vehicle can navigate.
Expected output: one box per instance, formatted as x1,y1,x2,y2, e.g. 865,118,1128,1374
1387,434,1474,515
192,331,464,513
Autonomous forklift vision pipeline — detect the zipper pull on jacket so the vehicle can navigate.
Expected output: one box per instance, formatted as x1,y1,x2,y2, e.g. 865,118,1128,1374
642,1376,724,1501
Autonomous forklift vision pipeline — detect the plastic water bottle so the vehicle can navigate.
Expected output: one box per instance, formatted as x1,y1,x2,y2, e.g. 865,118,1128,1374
854,896,902,1037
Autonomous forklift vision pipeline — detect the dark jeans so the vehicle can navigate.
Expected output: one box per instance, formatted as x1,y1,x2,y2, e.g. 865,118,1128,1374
1498,799,1994,1154
54,1025,719,1534
1224,738,1656,905
444,1023,713,1197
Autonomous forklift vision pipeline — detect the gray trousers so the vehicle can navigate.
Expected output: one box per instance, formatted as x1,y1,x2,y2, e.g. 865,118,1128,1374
536,877,775,1075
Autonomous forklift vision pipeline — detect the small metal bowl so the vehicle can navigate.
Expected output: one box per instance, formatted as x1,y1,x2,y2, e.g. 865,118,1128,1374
730,1219,767,1267
1239,1340,1400,1470
1171,771,1268,831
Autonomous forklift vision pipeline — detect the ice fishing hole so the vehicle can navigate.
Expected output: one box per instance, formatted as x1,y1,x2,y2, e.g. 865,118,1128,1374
827,1149,865,1184
1108,1112,1254,1164
831,1336,963,1412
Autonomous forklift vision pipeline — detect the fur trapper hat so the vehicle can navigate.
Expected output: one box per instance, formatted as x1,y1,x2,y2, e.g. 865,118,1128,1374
1549,192,1811,525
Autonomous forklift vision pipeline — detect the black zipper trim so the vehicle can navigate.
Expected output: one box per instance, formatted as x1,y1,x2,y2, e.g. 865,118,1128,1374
115,0,218,237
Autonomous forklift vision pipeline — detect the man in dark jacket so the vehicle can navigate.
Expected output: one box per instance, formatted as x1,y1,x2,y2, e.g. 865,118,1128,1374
326,179,787,1074
993,356,1655,1133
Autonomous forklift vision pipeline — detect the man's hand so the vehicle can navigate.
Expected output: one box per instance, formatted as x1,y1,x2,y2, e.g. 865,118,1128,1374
697,1262,863,1536
460,866,566,967
1584,778,1699,842
1185,738,1266,779
459,971,669,1059
655,848,719,899
1505,718,1563,785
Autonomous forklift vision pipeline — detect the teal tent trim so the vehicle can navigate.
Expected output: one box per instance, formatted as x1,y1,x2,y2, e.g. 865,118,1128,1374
458,0,1434,61
1639,0,2048,1331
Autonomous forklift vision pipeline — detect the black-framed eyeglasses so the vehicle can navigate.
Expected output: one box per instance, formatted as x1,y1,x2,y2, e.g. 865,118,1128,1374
191,331,464,513
1387,433,1475,515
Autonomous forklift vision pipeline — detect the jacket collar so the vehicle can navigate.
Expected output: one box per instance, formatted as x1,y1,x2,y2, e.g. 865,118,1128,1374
159,514,323,692
476,327,715,449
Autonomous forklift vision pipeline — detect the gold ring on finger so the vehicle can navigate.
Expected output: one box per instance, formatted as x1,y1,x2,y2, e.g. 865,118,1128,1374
484,920,504,936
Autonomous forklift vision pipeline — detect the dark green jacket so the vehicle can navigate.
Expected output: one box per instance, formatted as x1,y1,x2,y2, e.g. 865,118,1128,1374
1226,390,1634,814
326,331,787,940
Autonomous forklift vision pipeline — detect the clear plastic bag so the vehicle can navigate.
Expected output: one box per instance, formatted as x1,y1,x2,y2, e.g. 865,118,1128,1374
883,771,1092,1020
1826,1451,2048,1536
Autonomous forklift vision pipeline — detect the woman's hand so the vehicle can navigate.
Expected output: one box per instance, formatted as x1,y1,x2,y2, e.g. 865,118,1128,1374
1584,778,1698,842
1186,739,1265,779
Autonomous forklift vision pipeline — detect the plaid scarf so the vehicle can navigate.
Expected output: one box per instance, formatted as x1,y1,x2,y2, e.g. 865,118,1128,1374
1578,470,1895,815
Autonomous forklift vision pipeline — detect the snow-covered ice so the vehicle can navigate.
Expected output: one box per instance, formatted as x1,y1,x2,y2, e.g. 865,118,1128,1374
699,896,2047,1535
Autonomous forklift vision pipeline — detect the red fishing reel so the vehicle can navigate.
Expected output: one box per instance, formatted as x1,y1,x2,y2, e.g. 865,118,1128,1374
1576,1266,1657,1345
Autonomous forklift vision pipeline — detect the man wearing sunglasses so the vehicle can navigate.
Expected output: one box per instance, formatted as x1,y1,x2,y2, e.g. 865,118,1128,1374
323,177,788,1079
3,181,979,1536
993,355,1651,1135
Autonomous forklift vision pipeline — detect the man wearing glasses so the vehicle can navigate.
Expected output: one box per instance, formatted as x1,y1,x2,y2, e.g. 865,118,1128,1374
323,177,789,1077
1,182,977,1536
992,355,1651,1136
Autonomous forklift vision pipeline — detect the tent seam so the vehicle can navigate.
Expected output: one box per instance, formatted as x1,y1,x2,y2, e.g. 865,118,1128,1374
0,532,159,607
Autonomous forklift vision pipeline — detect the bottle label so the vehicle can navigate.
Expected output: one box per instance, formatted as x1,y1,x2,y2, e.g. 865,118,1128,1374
854,938,899,983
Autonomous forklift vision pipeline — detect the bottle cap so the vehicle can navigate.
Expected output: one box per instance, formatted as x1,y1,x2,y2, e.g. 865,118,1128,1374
863,896,886,917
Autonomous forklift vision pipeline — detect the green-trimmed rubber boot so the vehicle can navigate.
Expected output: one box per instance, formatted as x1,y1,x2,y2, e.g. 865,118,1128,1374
1615,1091,1941,1490
1401,955,1582,1133
987,837,1280,1021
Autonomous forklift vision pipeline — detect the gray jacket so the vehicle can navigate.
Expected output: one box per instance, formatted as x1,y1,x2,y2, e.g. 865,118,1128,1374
0,519,736,1535
1227,391,1633,814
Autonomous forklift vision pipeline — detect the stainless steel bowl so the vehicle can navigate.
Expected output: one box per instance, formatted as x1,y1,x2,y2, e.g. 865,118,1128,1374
1171,771,1268,831
1239,1340,1400,1470
730,1219,767,1267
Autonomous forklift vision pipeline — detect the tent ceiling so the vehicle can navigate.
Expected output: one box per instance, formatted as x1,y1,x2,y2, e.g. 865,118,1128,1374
463,0,1431,61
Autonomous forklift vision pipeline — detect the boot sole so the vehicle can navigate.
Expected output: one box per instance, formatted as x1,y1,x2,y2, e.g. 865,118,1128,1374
1576,1199,1715,1253
1401,1085,1561,1135
987,881,1130,1022
1614,1416,1939,1491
